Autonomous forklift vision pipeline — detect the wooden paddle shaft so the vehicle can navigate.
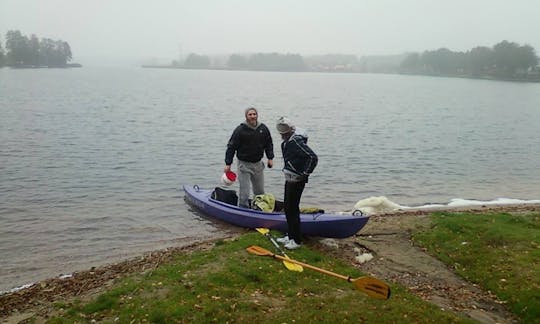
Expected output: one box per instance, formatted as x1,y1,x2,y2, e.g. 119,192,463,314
270,253,350,281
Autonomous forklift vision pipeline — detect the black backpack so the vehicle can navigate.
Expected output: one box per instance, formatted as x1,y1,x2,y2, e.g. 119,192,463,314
211,187,238,206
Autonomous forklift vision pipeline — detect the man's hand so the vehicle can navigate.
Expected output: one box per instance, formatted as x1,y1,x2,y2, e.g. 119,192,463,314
224,165,231,173
267,159,273,168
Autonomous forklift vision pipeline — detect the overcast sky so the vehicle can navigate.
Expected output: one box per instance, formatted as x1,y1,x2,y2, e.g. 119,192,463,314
1,0,539,65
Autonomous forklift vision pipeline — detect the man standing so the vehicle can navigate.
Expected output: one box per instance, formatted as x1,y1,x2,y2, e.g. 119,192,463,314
275,117,318,250
225,107,274,208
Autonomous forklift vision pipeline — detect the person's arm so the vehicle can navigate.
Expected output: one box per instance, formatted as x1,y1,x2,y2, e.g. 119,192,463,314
225,127,240,168
263,125,275,168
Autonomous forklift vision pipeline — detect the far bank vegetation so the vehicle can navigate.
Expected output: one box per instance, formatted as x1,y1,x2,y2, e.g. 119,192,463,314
0,30,78,68
145,40,539,81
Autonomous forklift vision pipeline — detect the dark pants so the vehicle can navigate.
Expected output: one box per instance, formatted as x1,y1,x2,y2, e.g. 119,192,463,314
284,180,306,244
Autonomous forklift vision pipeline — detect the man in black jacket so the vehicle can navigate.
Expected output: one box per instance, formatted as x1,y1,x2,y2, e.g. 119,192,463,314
224,107,274,208
275,117,318,250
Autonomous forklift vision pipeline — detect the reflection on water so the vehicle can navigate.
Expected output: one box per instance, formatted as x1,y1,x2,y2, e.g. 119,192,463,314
1,67,540,291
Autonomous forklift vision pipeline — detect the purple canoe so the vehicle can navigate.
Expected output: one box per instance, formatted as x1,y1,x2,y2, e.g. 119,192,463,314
183,185,369,238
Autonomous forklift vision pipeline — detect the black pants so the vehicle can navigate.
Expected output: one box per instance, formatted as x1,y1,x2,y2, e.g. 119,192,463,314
284,180,306,244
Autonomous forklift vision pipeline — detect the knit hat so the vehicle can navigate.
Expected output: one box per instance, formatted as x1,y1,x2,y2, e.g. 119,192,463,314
276,116,295,134
245,107,258,117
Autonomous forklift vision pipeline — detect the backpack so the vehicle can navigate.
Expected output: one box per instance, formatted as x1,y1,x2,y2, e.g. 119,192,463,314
211,187,238,206
252,194,276,212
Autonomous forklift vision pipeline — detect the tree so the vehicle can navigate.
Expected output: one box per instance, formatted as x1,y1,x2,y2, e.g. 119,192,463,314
467,46,494,77
61,41,72,63
493,40,522,77
227,54,247,69
39,38,54,66
420,48,465,75
246,52,306,71
515,44,538,71
4,31,74,67
5,30,29,66
29,34,40,66
400,53,421,73
0,39,5,67
280,53,306,71
183,53,211,68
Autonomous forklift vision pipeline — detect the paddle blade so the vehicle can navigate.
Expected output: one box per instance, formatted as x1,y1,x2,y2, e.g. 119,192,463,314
254,229,304,272
255,228,269,235
353,277,391,300
246,245,273,256
283,257,303,272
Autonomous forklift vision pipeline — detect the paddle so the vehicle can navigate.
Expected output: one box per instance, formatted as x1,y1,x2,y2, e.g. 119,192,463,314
246,245,391,300
255,228,303,272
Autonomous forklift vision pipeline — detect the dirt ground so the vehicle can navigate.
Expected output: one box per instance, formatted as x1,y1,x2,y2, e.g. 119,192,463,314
1,204,539,323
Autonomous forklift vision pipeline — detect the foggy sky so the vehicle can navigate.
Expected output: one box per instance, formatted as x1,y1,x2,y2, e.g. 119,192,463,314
1,0,539,65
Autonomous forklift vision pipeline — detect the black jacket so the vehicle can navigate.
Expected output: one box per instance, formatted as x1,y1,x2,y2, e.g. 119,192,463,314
281,133,318,177
225,122,274,165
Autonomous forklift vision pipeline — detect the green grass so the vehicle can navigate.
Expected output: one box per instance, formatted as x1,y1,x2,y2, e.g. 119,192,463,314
413,211,540,323
46,232,472,323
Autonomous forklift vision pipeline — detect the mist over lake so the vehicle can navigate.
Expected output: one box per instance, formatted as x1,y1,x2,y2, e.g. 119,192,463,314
1,67,539,292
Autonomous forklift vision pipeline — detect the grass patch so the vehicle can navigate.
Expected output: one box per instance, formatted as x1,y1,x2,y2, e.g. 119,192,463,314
413,211,540,322
45,232,473,323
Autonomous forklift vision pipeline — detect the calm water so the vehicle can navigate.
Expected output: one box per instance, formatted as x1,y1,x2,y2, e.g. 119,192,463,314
1,67,539,292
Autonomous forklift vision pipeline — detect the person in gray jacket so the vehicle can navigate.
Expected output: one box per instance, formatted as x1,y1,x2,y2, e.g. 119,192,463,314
275,117,318,250
224,107,274,208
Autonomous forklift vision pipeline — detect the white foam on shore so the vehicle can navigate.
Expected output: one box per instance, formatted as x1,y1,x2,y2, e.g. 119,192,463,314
350,196,540,215
2,282,35,295
1,273,75,295
409,198,540,210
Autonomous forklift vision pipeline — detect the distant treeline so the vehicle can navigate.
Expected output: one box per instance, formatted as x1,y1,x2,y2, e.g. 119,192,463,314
400,40,539,80
173,53,307,72
162,40,539,81
0,30,74,68
168,53,361,72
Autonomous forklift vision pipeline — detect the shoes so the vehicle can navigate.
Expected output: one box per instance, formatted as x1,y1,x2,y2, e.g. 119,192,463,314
284,240,301,250
277,235,301,249
276,235,290,244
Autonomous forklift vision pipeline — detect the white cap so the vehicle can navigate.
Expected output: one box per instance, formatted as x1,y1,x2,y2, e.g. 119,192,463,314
276,116,295,134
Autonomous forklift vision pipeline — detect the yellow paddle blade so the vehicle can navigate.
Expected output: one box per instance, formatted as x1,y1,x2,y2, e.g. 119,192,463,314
283,256,303,272
352,277,391,300
255,228,269,234
254,229,303,272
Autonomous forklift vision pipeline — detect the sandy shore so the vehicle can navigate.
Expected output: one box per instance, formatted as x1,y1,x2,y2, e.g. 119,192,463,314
1,203,539,323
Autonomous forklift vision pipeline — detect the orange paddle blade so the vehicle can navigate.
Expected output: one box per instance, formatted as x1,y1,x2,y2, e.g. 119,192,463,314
246,245,274,256
352,277,391,300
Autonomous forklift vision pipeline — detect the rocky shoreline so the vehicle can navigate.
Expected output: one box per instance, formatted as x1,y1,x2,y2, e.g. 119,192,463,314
1,204,539,322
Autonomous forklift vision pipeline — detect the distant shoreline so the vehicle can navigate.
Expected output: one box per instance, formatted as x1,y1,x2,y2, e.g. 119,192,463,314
399,71,540,83
140,65,307,73
6,63,83,69
141,65,540,82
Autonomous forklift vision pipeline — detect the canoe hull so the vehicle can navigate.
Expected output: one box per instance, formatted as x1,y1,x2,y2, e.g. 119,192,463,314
183,185,369,238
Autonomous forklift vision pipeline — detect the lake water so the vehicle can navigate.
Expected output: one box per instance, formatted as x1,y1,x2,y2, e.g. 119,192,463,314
1,67,539,292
